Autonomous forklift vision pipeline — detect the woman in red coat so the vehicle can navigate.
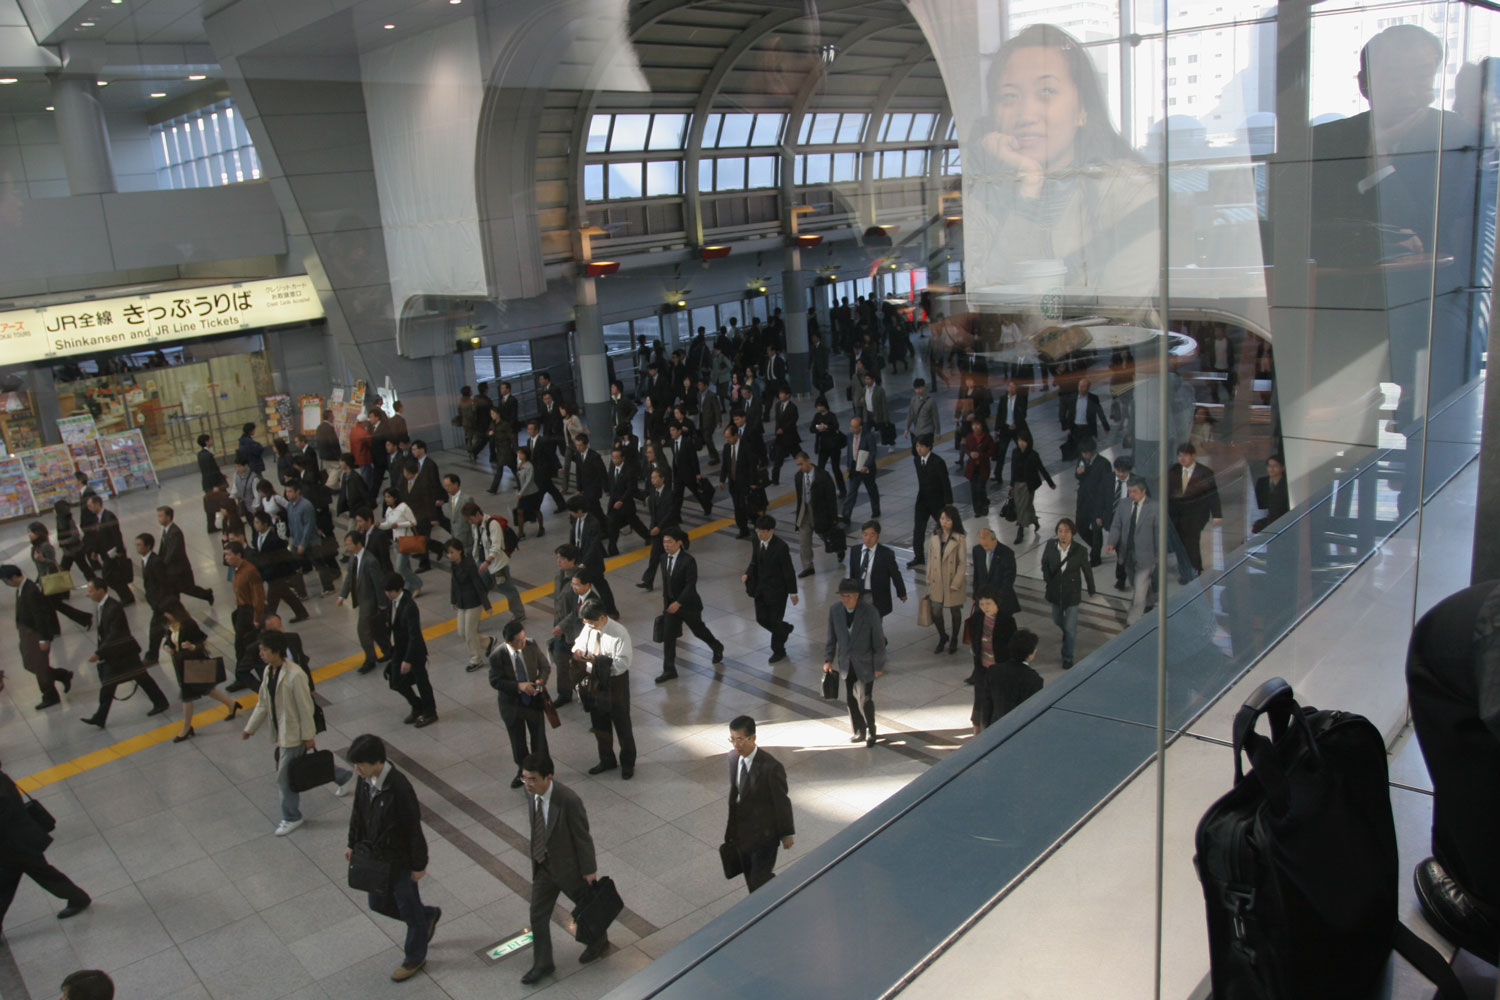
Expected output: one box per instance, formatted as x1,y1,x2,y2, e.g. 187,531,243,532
961,416,996,517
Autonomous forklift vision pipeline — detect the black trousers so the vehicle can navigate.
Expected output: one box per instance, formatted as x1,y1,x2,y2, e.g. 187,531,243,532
726,482,751,532
264,576,307,619
641,535,666,585
589,672,635,768
661,609,720,672
1170,513,1206,576
96,663,169,722
529,863,589,969
737,840,780,893
753,594,790,654
606,504,648,553
816,449,845,493
846,667,875,736
911,500,939,555
145,603,173,660
1076,516,1105,566
393,662,437,716
0,854,88,925
503,705,549,769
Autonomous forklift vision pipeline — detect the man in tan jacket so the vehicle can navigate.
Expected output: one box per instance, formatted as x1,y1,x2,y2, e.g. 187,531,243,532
242,632,352,836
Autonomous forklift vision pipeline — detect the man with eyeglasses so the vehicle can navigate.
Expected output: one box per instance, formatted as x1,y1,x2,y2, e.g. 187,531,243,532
723,716,794,893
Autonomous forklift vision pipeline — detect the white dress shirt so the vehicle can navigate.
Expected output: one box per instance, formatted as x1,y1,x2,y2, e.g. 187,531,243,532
571,616,632,674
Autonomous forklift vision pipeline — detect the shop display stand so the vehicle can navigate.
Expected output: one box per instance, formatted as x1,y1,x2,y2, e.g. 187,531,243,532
99,429,159,493
0,456,37,520
20,445,79,510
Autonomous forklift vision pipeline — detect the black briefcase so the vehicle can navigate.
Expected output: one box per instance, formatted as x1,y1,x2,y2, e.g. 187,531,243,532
718,841,743,879
651,614,681,643
23,792,56,833
347,843,395,893
821,669,840,700
287,749,336,792
570,876,624,943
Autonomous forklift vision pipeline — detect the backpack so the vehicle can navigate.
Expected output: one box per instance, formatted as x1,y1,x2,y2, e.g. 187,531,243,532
1194,678,1465,1000
486,514,518,556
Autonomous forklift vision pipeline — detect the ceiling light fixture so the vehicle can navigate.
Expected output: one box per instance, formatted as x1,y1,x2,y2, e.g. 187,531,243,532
80,20,95,26
150,92,166,98
45,105,54,111
0,79,16,85
96,80,108,86
383,23,395,29
187,74,206,81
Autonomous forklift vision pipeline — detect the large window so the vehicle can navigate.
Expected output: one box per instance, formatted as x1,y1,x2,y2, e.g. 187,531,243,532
150,99,262,190
585,158,684,201
701,155,779,193
586,113,692,153
799,112,868,145
702,112,786,148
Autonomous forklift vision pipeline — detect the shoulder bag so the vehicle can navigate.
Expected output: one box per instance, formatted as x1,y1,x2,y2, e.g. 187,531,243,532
916,595,933,628
347,842,396,893
40,571,74,596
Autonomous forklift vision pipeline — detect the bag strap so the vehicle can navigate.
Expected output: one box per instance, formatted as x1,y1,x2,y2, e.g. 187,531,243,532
1392,920,1470,1000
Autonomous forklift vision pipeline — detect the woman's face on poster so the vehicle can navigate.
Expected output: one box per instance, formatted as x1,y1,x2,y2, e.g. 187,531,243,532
993,45,1084,170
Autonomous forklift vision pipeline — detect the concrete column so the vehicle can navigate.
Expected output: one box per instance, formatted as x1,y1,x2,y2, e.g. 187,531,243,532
50,76,116,195
574,275,612,440
782,247,810,396
813,279,832,335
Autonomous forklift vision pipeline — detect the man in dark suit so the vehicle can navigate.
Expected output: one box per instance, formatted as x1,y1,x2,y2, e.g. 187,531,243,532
823,580,888,745
848,520,907,617
563,499,613,619
604,446,647,557
907,436,952,567
743,516,797,664
767,387,800,485
719,425,759,539
656,529,725,683
839,417,880,523
1,564,72,710
667,422,712,517
1073,437,1115,568
519,752,608,984
80,576,170,726
0,761,91,928
249,512,309,622
402,451,441,571
489,621,551,788
1060,377,1110,460
994,379,1029,476
338,531,389,674
637,469,679,590
495,381,521,432
135,533,177,666
792,452,841,576
196,434,221,531
384,574,437,727
971,527,1020,617
155,505,213,604
571,434,609,520
1166,442,1222,579
724,715,794,893
83,495,132,605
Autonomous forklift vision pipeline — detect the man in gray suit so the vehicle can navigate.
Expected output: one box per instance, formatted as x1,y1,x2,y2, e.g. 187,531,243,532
823,578,888,747
1105,477,1159,626
904,378,940,454
441,475,474,555
336,530,389,674
519,752,607,984
547,545,582,707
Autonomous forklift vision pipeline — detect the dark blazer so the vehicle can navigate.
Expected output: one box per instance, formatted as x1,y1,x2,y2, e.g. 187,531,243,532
844,427,877,474
0,770,52,861
575,449,608,505
1062,391,1110,439
724,749,795,851
449,553,491,611
771,399,801,450
163,618,209,672
568,512,607,569
88,508,126,558
645,488,680,533
495,393,520,431
197,448,220,492
967,607,1018,681
406,464,442,525
386,414,410,445
250,529,298,581
794,467,838,536
745,535,796,602
1074,454,1115,524
95,596,141,668
159,522,197,591
348,765,429,873
532,780,597,888
824,598,886,685
339,472,371,517
668,438,701,489
315,421,341,462
1253,475,1290,533
719,436,762,488
995,388,1030,429
979,659,1044,729
848,543,906,616
15,577,59,639
141,552,176,611
488,638,552,724
1041,540,1096,608
388,593,427,667
1010,447,1055,491
970,542,1020,615
913,452,952,507
1167,463,1223,532
662,549,704,617
607,459,638,511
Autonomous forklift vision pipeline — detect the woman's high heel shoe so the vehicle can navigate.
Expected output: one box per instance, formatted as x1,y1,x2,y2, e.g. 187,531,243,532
226,701,244,721
172,726,196,743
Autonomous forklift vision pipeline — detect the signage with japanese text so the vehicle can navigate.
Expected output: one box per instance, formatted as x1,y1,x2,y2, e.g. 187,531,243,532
0,275,325,366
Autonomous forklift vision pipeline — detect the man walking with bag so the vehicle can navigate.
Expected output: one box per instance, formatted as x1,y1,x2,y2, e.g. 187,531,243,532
345,734,441,983
1,564,73,710
0,758,90,930
723,715,794,892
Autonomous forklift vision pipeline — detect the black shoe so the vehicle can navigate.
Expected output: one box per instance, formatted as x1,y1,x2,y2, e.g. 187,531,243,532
934,638,947,654
1014,530,1025,544
356,662,377,675
866,732,877,747
57,896,91,919
735,530,751,540
621,767,633,780
949,642,959,656
80,715,106,728
712,646,725,664
289,614,310,624
1114,581,1129,592
520,964,555,985
551,694,573,708
768,651,786,664
147,702,171,717
57,669,73,693
172,726,196,743
1061,659,1074,670
907,559,924,569
402,710,419,725
426,907,441,944
798,568,815,579
465,661,484,673
579,937,610,963
588,761,618,775
35,697,61,711
850,732,866,743
1415,857,1500,964
414,713,438,728
636,581,653,591
141,656,159,667
510,774,524,789
654,671,677,684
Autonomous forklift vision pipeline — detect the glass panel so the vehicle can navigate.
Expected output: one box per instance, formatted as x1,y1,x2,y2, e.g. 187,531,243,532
880,150,904,178
691,306,718,335
718,114,755,147
699,158,715,193
586,114,611,153
715,157,745,190
645,160,681,197
746,155,777,188
648,113,689,150
832,152,858,182
884,112,913,142
909,112,936,140
837,113,867,143
608,161,643,198
905,149,928,176
943,148,962,174
808,112,840,144
805,152,831,184
609,114,651,151
703,113,723,147
798,115,813,144
584,163,605,201
601,321,633,351
751,113,785,146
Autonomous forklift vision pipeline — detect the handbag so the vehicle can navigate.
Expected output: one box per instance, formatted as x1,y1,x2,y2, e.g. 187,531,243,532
23,791,56,833
821,668,840,699
347,843,396,893
541,692,561,730
40,571,74,596
182,657,225,686
396,534,425,555
718,841,744,879
1000,494,1017,523
287,748,336,792
916,595,933,627
651,614,682,643
570,875,624,943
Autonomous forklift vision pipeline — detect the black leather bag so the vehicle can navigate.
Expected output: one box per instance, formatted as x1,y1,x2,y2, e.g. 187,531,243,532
821,669,841,699
570,876,624,943
652,614,681,643
23,792,56,833
287,749,336,792
718,841,743,879
347,843,396,894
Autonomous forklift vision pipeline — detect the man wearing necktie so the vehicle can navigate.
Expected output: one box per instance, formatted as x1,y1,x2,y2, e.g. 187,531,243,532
723,716,794,893
488,620,551,788
719,425,755,539
1108,457,1134,590
656,529,724,683
1105,478,1160,626
768,387,801,486
847,521,907,618
742,516,798,664
792,452,841,577
518,753,606,985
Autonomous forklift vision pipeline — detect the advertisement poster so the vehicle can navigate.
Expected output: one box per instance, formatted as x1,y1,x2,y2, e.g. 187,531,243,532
337,402,363,451
20,445,78,508
350,380,367,408
0,457,36,519
263,394,293,439
99,430,159,492
299,395,323,434
68,442,113,499
56,414,100,446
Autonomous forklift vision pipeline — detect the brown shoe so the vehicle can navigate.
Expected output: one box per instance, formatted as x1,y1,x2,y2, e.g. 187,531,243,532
391,961,426,982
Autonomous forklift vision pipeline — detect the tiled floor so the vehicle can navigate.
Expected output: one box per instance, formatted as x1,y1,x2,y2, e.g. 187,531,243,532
0,352,1276,999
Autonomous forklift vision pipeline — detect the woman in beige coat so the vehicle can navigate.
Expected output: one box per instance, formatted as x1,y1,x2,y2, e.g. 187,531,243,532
925,505,968,655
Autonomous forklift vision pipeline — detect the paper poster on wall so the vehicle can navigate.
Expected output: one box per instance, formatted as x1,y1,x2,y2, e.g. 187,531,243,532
299,396,323,434
0,457,36,520
68,442,113,499
351,380,367,408
20,445,78,509
263,394,293,439
99,430,159,493
56,414,100,446
337,402,363,451
330,387,345,404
